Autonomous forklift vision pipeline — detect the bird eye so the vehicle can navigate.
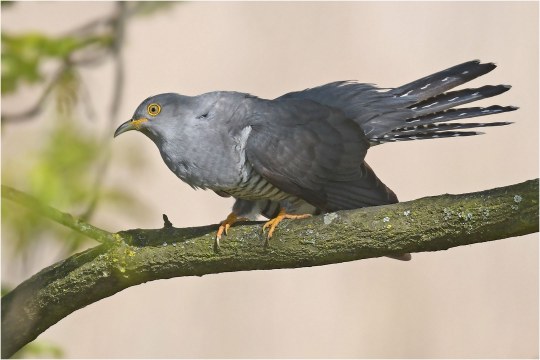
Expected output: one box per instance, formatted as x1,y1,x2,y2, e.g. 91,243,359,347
147,103,161,117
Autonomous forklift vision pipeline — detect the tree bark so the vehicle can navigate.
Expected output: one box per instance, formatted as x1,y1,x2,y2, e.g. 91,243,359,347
2,179,538,358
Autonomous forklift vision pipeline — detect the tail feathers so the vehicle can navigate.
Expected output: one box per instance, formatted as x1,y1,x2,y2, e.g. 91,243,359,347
373,130,483,144
363,60,516,142
370,105,516,144
404,105,518,127
281,59,515,145
409,85,511,116
392,121,512,134
391,60,496,101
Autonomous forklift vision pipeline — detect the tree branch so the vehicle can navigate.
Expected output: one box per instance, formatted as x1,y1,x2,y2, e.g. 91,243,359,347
1,185,116,245
2,179,538,358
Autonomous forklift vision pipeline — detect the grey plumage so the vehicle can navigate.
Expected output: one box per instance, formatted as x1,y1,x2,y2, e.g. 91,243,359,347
114,59,516,251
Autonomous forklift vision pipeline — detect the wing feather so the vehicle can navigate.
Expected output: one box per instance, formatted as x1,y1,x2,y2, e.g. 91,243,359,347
245,98,396,211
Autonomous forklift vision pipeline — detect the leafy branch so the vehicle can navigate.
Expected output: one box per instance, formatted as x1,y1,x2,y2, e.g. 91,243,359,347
1,2,174,122
1,1,175,263
1,185,116,244
1,179,538,358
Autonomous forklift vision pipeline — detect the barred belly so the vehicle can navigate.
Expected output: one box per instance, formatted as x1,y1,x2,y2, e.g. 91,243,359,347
224,165,291,201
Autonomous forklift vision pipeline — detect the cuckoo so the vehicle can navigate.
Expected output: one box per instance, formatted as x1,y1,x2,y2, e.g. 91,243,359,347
114,60,516,254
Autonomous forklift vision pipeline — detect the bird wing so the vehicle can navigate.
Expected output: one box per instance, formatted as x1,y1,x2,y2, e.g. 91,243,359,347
278,61,515,142
244,97,397,211
277,81,417,137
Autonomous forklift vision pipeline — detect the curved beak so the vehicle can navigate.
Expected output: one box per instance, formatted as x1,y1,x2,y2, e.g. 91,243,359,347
114,118,148,138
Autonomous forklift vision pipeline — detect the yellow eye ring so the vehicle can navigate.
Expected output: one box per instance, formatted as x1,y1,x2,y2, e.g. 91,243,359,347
147,103,161,117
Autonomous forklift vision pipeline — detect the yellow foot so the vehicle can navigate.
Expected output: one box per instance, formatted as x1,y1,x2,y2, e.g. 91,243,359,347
262,208,311,244
214,212,247,251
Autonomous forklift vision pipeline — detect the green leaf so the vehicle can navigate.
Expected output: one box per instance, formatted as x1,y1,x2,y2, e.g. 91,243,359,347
13,340,64,359
1,32,109,94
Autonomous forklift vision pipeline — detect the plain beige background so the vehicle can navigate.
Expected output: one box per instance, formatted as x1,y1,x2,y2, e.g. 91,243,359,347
2,1,538,358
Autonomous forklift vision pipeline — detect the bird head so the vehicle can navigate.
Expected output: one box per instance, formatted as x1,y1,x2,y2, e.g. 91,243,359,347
114,93,186,139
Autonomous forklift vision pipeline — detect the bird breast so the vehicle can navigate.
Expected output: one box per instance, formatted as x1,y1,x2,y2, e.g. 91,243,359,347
156,125,252,190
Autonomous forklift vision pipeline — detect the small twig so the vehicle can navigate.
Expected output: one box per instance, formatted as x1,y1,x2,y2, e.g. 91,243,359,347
107,2,126,129
80,2,128,221
78,76,97,121
1,66,67,123
1,49,110,124
1,7,117,124
66,13,116,38
68,46,112,67
163,214,173,228
2,1,172,124
1,185,116,245
65,1,144,38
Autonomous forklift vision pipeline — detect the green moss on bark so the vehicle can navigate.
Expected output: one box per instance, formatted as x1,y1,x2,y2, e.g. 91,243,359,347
2,179,538,358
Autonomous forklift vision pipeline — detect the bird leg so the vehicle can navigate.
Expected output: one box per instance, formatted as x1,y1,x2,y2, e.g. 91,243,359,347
215,212,248,251
262,208,311,245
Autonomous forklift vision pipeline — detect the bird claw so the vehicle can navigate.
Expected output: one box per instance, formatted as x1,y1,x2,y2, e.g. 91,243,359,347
216,222,229,239
214,209,310,251
213,213,247,252
213,235,221,253
262,208,312,242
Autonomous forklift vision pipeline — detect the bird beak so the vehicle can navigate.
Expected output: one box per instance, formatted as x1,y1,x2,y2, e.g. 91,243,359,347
114,118,148,137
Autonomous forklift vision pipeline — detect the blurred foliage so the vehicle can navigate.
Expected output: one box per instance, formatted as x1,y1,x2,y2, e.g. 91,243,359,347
1,4,175,265
2,67,142,255
1,1,15,9
1,33,111,94
1,1,177,255
2,3,177,358
13,340,64,359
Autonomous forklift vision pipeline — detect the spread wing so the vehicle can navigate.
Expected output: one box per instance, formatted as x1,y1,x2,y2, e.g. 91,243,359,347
245,97,397,211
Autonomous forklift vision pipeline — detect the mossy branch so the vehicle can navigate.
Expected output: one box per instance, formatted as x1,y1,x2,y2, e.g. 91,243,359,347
2,179,538,358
